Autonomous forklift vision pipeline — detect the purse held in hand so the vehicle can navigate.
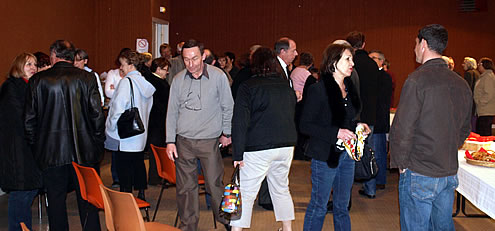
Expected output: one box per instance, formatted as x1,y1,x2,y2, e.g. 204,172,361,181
354,143,379,180
219,165,242,220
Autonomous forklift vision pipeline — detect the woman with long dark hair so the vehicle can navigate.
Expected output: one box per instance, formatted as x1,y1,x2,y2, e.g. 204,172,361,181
302,44,370,231
231,47,297,231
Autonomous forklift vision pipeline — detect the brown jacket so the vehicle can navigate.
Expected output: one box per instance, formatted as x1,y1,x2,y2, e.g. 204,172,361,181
389,58,472,177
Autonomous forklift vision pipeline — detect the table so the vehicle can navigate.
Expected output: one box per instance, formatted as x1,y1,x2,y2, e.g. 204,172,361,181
455,150,495,219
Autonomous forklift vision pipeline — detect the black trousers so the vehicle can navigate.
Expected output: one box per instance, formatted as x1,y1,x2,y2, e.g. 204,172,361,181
116,151,147,191
476,116,494,136
43,164,101,231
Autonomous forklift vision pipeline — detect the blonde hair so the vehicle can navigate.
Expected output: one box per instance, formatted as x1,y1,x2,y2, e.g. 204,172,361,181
464,57,477,70
142,52,152,63
8,53,37,78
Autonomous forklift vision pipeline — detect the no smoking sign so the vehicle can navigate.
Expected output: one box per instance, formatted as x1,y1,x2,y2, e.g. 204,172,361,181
136,38,149,53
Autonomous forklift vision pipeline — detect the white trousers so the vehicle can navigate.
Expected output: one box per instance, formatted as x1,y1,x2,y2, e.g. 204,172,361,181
230,146,295,228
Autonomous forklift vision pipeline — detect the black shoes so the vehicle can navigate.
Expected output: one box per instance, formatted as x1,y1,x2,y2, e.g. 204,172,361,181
259,203,274,211
138,190,146,201
358,189,376,199
111,181,120,188
224,223,232,231
327,201,333,213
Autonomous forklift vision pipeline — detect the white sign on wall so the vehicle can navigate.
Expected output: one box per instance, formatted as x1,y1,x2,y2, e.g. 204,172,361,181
136,39,149,53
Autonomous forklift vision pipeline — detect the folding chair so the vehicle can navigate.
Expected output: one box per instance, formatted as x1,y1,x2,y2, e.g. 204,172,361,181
72,162,151,221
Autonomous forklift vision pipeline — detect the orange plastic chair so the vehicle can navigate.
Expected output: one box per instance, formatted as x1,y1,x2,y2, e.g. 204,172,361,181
99,184,180,231
20,222,29,231
150,144,215,228
72,162,151,221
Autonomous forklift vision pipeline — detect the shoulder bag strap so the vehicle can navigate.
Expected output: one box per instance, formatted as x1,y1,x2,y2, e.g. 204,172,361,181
127,77,135,108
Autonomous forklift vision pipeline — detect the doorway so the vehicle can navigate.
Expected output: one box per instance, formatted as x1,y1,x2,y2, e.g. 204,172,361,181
152,18,169,58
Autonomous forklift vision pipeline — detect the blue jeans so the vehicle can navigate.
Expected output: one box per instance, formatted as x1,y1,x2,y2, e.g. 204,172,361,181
363,133,387,195
399,169,458,231
8,189,38,231
304,152,355,231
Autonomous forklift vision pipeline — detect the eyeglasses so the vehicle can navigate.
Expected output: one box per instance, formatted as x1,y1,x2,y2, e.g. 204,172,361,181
370,56,382,61
185,78,202,111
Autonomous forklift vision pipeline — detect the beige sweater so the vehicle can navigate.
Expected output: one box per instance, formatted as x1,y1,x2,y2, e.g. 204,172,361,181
474,69,495,116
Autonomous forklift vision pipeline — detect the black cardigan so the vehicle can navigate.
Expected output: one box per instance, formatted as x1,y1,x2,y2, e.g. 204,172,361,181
0,77,42,191
299,74,361,167
140,66,170,147
232,73,297,161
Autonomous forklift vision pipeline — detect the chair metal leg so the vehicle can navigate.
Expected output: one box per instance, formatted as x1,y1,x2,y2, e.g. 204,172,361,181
212,210,217,229
152,184,166,221
174,211,179,227
38,194,42,219
144,208,150,222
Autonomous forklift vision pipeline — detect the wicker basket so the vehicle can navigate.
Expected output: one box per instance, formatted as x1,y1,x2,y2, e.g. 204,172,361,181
465,157,495,168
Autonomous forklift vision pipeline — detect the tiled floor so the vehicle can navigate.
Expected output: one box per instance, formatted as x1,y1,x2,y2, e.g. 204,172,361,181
1,152,494,230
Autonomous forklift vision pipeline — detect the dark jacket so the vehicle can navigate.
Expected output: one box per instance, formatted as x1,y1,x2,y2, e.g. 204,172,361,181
464,69,481,116
300,74,361,167
229,66,240,80
231,66,252,100
390,58,472,177
374,70,393,133
232,73,297,161
141,66,170,147
0,77,42,191
464,69,480,92
24,62,106,170
353,49,379,125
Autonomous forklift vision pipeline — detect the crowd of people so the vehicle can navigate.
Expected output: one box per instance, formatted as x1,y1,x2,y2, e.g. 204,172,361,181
0,23,493,231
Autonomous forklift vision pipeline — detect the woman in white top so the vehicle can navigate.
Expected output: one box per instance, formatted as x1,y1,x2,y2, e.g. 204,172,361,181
103,48,130,187
104,48,131,99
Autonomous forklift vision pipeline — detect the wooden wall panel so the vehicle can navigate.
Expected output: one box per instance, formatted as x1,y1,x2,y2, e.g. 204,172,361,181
1,0,163,84
170,0,495,107
95,0,153,73
151,0,170,21
1,0,96,83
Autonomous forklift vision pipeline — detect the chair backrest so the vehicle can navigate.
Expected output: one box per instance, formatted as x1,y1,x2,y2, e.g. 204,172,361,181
150,144,176,184
72,162,105,209
20,222,29,231
100,184,146,231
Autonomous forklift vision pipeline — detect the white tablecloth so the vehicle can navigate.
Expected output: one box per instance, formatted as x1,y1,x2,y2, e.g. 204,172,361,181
457,151,495,218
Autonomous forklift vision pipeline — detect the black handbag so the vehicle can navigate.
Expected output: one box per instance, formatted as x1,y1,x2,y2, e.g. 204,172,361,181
117,77,145,139
219,165,242,221
354,143,379,180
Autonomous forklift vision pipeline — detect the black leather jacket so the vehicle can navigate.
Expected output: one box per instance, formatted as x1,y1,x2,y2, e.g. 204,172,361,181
24,61,106,170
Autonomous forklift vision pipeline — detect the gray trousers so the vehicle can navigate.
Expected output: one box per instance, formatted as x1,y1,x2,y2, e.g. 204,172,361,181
175,135,228,231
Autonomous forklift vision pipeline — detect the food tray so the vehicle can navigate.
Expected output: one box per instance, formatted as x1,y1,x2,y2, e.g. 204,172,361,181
465,157,495,168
